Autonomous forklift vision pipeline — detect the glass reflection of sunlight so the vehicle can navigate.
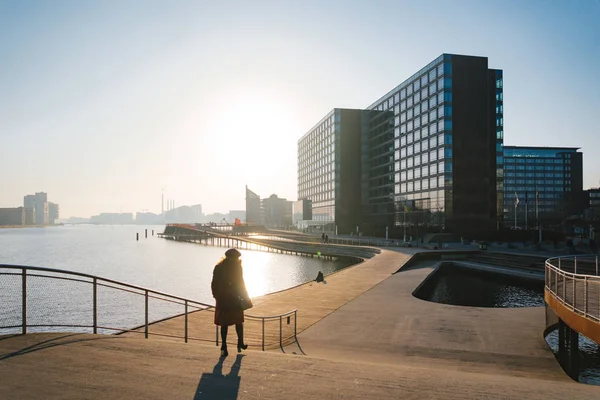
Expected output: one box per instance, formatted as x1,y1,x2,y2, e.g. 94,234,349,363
239,250,270,297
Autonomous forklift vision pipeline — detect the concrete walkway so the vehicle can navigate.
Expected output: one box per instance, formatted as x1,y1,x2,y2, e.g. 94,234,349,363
2,249,600,399
124,249,414,349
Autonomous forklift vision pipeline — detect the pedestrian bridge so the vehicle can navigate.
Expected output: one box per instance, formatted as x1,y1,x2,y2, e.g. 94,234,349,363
544,255,600,378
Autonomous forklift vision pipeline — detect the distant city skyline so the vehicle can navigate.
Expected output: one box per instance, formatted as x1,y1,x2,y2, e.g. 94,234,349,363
1,1,599,218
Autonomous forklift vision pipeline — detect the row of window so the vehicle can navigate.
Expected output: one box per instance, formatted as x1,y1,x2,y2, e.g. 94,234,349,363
505,172,570,178
395,175,448,194
505,158,570,164
373,62,452,111
398,152,446,170
505,186,568,192
505,165,569,171
505,179,571,185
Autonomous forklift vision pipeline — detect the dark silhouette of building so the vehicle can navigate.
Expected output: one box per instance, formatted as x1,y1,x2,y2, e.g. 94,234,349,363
298,54,502,236
245,186,261,225
503,146,584,226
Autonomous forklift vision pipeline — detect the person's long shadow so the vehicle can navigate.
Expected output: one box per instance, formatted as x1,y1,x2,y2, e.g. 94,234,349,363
194,354,244,399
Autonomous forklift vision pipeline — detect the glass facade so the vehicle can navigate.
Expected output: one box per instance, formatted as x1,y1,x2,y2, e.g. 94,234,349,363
503,146,580,226
297,111,336,224
494,69,504,225
366,54,451,228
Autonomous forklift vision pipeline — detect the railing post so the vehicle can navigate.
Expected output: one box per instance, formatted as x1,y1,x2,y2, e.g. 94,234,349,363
596,255,598,276
93,278,97,334
216,326,219,346
584,277,588,317
22,268,27,335
574,256,577,274
294,310,297,342
262,318,265,351
559,258,561,270
184,300,188,343
144,290,149,339
279,315,283,350
573,275,576,311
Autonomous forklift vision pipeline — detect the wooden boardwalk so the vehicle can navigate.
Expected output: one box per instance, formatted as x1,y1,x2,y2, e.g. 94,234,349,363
123,249,413,350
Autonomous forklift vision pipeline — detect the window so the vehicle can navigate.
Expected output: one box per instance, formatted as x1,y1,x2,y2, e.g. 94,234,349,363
444,133,452,144
421,88,428,99
444,92,452,103
430,149,437,161
430,110,437,122
421,100,429,112
444,77,452,89
421,75,428,86
437,63,444,76
430,177,437,189
414,79,421,91
414,91,421,103
430,94,438,108
429,136,437,147
429,69,437,81
445,148,453,158
444,106,452,117
444,119,453,130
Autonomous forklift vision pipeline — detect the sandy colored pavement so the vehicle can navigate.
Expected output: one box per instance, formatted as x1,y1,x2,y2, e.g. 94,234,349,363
1,248,600,399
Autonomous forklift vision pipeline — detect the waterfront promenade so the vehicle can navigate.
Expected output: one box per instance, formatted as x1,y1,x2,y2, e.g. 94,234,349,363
1,249,599,399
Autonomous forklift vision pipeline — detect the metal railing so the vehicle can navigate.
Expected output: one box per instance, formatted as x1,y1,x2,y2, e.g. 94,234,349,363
0,264,299,350
545,255,600,322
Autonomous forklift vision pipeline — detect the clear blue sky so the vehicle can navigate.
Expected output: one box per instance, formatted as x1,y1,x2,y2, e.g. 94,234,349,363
1,0,599,218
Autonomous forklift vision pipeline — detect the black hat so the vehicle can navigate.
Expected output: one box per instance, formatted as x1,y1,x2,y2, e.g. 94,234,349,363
225,248,242,259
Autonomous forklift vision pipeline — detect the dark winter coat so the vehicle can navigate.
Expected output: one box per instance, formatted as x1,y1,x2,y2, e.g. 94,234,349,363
211,257,250,326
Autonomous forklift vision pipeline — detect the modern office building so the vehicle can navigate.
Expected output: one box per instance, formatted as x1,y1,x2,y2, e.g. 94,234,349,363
292,199,313,229
245,186,261,225
24,208,35,225
585,188,600,222
0,207,25,226
49,202,59,225
297,108,365,234
298,54,502,235
262,194,293,229
24,192,49,225
503,146,584,226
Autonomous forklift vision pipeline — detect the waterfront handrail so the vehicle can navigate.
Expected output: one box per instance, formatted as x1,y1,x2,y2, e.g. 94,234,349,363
0,264,299,350
545,255,600,323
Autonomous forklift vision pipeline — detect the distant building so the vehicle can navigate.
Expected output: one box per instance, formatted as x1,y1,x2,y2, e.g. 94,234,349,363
245,186,262,225
228,210,246,222
293,199,313,229
503,146,584,226
585,188,600,223
24,208,35,225
135,212,163,225
90,213,134,224
48,202,59,225
24,192,49,225
0,207,25,226
262,194,293,229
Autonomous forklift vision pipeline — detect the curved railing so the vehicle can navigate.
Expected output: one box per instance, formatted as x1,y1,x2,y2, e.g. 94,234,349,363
545,255,600,322
0,264,298,350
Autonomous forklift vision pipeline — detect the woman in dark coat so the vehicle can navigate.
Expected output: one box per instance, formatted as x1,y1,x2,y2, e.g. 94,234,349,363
211,248,252,357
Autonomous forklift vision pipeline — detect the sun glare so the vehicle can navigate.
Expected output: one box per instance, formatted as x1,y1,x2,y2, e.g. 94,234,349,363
239,250,270,297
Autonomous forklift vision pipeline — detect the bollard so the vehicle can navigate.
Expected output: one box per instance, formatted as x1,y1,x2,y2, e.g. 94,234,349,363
136,233,139,241
152,230,154,236
145,229,148,238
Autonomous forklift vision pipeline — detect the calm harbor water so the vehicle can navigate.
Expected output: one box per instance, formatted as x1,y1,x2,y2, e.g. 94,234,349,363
415,264,545,308
0,225,355,333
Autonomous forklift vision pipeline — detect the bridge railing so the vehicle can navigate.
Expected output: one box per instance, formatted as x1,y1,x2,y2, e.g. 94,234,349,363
545,255,600,322
0,264,299,350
